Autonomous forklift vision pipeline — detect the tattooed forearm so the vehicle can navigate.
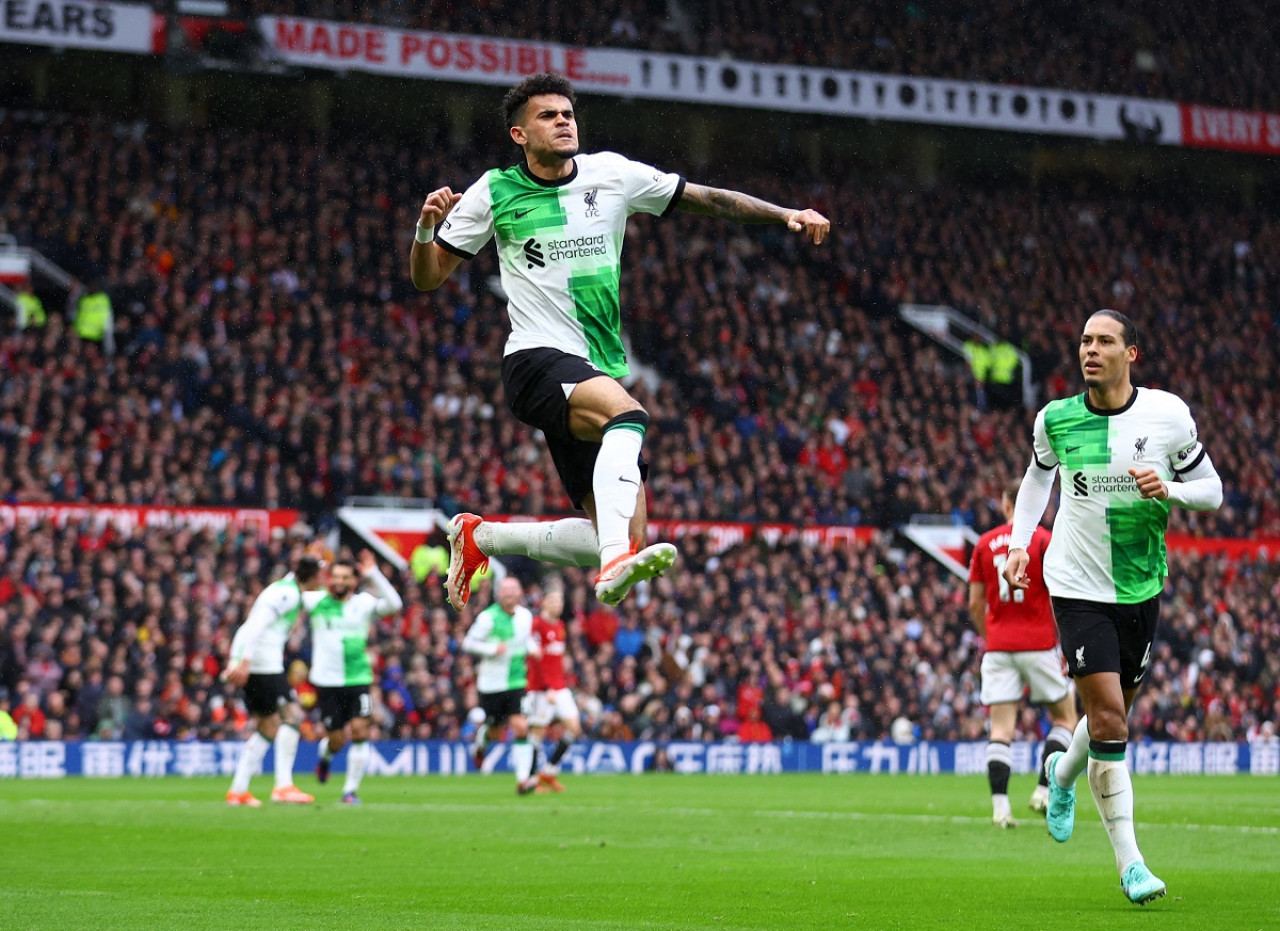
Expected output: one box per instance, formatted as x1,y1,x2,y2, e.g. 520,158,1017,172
677,183,791,224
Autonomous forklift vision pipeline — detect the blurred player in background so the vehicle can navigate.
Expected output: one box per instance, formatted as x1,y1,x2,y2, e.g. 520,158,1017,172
410,71,829,611
308,551,403,804
463,576,539,794
969,480,1076,828
1005,310,1222,905
525,587,582,793
224,555,324,806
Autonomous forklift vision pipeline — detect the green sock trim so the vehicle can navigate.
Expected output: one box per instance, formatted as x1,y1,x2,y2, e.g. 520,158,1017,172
1088,749,1126,762
604,422,647,437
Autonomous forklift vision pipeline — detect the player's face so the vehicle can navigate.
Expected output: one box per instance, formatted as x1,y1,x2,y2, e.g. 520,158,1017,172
1079,315,1135,389
328,566,356,598
512,94,578,161
542,590,564,618
498,578,523,612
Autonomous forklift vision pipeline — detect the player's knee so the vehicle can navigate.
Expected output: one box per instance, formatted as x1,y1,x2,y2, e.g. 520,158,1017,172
281,705,303,728
1087,707,1128,742
603,409,650,435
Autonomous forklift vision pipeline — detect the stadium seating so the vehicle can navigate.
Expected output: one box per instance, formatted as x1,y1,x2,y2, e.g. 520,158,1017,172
244,0,1280,109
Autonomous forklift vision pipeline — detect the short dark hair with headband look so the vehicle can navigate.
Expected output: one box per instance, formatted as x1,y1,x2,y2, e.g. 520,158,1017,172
1089,308,1137,347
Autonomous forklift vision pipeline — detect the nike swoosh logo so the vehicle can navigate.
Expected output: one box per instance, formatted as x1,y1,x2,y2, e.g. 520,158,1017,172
618,476,639,487
1065,445,1081,454
514,208,535,219
1100,790,1126,799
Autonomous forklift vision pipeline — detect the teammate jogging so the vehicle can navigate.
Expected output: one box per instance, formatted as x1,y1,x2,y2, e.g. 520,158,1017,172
307,551,403,804
409,71,829,611
1004,309,1222,905
463,576,539,794
224,555,324,806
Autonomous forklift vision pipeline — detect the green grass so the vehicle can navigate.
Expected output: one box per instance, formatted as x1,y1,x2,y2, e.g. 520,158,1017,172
2,773,1277,930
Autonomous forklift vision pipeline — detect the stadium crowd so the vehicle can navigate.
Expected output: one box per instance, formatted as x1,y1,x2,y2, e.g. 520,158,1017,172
2,115,1278,538
0,517,1277,747
237,0,1280,110
1,109,1278,747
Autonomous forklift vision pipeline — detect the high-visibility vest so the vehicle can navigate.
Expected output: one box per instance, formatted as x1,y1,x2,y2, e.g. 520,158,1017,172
963,340,991,381
410,544,449,583
17,292,44,328
75,292,111,341
989,341,1021,385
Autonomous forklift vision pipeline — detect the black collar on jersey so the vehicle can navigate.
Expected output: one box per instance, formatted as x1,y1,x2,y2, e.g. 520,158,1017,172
519,159,579,187
1084,386,1138,417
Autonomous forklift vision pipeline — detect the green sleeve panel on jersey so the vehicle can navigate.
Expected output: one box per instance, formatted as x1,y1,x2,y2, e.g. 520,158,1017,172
569,267,627,377
309,595,344,625
342,636,374,686
487,607,529,690
508,650,528,690
1041,392,1172,603
1105,502,1168,602
1043,396,1109,470
490,182,569,242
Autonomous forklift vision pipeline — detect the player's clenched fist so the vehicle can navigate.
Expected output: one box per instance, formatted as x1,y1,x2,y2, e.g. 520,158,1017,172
420,187,463,228
785,208,831,245
1002,547,1031,591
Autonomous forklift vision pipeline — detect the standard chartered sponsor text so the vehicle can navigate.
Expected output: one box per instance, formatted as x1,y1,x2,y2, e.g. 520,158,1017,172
1091,475,1139,494
546,234,608,260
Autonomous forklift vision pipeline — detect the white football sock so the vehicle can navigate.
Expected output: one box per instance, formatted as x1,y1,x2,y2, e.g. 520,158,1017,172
318,736,334,761
343,741,370,795
1055,716,1090,788
230,731,271,794
479,518,600,568
273,724,300,789
1088,756,1143,873
512,740,535,783
593,426,645,567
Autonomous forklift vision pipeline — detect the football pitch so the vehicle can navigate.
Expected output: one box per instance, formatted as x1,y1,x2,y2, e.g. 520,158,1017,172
2,774,1276,930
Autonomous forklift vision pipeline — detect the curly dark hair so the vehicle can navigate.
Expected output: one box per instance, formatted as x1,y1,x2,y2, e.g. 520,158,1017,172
294,556,323,584
501,71,577,130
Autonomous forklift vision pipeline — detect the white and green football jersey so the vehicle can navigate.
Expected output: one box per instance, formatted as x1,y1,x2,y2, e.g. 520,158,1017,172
437,152,685,378
228,576,301,675
304,571,402,688
1031,388,1203,603
462,603,533,694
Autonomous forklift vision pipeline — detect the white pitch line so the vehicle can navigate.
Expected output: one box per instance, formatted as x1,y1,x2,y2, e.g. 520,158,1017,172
8,798,1275,835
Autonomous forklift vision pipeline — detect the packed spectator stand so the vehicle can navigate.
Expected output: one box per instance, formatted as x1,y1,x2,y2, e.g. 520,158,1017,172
241,0,1280,111
1,109,1277,751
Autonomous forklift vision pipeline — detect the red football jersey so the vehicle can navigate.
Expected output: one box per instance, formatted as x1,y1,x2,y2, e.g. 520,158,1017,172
968,522,1058,652
527,614,568,691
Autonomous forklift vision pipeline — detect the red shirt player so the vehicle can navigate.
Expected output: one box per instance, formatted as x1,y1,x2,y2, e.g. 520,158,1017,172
525,589,581,792
968,480,1077,827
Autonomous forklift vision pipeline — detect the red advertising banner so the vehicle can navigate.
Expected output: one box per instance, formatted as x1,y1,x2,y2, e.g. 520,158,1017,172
1166,534,1280,561
1180,105,1280,155
0,503,300,542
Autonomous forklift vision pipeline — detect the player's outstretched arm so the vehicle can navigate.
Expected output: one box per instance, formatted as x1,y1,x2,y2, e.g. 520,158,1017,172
677,183,830,244
409,188,465,291
357,549,404,616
